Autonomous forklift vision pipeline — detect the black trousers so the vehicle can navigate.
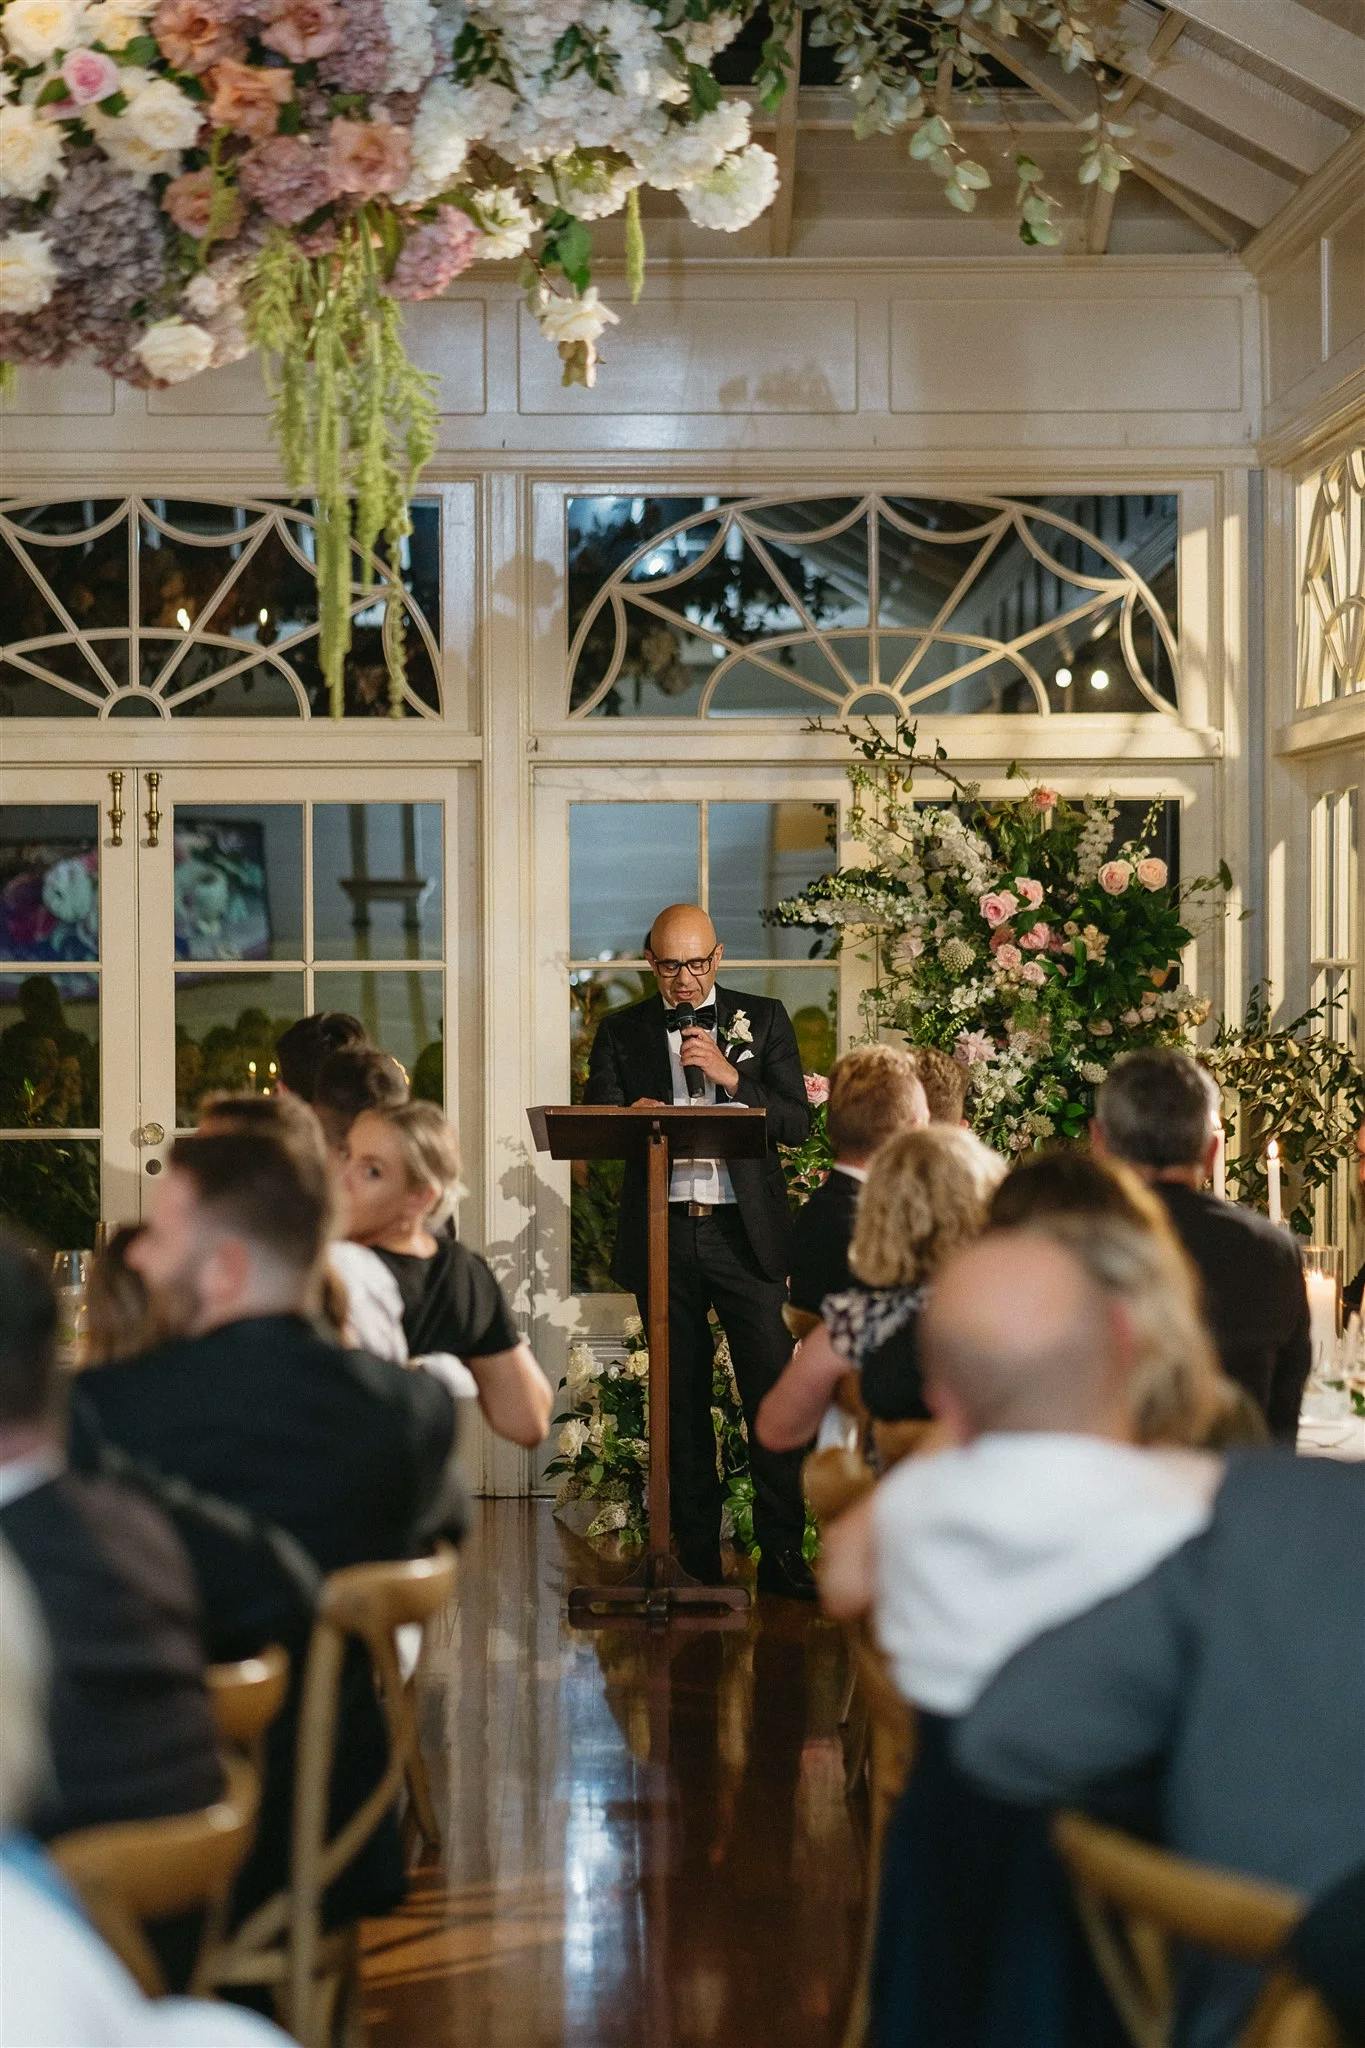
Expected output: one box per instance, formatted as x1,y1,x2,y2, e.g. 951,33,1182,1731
636,1206,806,1562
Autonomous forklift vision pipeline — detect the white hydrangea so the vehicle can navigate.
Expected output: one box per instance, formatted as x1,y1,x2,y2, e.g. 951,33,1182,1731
382,0,440,94
633,101,749,190
680,143,777,230
531,150,639,221
0,102,66,202
471,184,535,259
0,228,57,314
396,78,472,203
134,317,216,384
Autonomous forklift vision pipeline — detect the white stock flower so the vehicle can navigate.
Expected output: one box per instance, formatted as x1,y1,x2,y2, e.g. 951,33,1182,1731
123,76,203,152
536,283,619,346
0,228,57,313
4,0,85,64
680,143,778,231
471,185,535,259
557,1417,589,1459
622,1313,643,1342
0,103,66,201
634,101,749,189
134,317,215,384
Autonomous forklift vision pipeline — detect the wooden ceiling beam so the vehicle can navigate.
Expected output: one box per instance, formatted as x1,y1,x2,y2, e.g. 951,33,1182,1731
1162,0,1365,118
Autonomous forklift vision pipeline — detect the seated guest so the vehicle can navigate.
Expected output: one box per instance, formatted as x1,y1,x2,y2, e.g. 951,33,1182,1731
0,1540,294,2048
989,1153,1265,1449
72,1131,462,1922
82,1223,165,1366
1287,1862,1365,2042
1093,1050,1310,1440
819,1225,1221,1711
787,1046,928,1326
909,1042,969,1125
313,1045,409,1153
0,1233,222,1845
757,1124,999,1450
344,1103,553,1448
956,1453,1365,2048
273,1009,368,1103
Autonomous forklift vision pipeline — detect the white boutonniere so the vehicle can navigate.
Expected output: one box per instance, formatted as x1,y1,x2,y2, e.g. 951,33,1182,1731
723,1010,753,1050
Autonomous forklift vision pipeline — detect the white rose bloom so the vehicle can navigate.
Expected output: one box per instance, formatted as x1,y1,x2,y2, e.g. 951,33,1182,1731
471,186,535,260
124,77,203,152
536,283,619,346
86,114,179,184
0,103,66,201
681,143,779,231
557,1417,589,1459
135,318,216,385
82,0,151,45
0,228,58,313
4,0,85,64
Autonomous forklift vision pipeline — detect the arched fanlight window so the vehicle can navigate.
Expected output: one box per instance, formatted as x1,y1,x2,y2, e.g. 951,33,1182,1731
1299,449,1365,707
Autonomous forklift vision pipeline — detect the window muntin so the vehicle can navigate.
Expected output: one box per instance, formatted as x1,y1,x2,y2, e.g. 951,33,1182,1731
1299,449,1365,708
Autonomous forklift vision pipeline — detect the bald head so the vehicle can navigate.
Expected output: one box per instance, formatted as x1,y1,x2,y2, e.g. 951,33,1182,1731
646,903,723,1004
922,1229,1129,1438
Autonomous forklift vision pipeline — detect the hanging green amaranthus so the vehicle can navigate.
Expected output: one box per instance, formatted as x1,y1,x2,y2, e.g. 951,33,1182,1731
248,219,438,719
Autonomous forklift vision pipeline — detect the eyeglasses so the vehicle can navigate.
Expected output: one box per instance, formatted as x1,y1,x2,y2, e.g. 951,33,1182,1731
649,948,717,977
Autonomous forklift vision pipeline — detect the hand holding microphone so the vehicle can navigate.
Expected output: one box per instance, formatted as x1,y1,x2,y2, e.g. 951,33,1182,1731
671,1004,708,1101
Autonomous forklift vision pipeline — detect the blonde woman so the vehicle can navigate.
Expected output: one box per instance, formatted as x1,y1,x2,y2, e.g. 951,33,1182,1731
756,1124,1003,1451
343,1102,553,1448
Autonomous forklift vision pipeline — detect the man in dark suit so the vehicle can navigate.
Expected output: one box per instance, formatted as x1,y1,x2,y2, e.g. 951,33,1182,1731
0,1232,222,1845
584,903,813,1595
1093,1050,1310,1441
788,1045,928,1328
956,1454,1365,2048
73,1130,462,1918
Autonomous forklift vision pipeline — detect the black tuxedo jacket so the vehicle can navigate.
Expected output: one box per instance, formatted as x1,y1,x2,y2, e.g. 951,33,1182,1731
583,984,810,1294
788,1168,861,1316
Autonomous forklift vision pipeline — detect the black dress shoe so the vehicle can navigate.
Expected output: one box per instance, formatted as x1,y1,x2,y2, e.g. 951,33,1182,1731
756,1548,818,1601
677,1544,725,1585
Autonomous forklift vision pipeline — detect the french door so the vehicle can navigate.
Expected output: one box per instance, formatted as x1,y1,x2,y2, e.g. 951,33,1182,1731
1,767,470,1244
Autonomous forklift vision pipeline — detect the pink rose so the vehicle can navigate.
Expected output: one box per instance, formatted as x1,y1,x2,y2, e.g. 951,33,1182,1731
988,926,1017,952
803,1073,830,1107
259,0,343,63
1136,857,1168,891
979,889,1019,928
61,48,121,103
162,166,243,238
1014,876,1044,910
326,116,411,197
1020,921,1053,952
155,0,245,75
1019,960,1046,987
1031,788,1058,812
206,59,294,139
1098,860,1132,895
954,1029,996,1068
993,944,1022,972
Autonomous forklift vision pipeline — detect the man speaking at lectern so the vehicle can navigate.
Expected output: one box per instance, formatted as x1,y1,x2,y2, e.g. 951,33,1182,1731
584,903,814,1597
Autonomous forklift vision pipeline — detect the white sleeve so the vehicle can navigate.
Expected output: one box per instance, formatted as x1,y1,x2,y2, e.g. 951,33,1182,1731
329,1242,409,1362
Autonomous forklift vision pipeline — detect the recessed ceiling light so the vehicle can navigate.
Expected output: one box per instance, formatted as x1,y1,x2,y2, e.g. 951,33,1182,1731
1054,666,1072,688
1089,668,1110,691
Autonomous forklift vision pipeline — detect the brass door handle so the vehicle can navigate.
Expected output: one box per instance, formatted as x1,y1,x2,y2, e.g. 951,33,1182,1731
144,770,162,848
108,770,125,847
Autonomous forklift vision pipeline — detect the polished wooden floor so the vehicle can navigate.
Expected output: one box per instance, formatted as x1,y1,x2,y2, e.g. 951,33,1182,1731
361,1501,863,2048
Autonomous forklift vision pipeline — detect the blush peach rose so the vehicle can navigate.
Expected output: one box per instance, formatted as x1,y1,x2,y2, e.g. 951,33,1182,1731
259,0,343,63
206,59,294,140
153,0,244,74
162,166,243,238
1013,876,1044,910
1097,859,1132,895
979,889,1019,928
1136,857,1168,891
326,116,411,197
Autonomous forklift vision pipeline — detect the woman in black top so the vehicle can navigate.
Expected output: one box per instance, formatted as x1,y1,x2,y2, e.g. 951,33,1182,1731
342,1104,553,1448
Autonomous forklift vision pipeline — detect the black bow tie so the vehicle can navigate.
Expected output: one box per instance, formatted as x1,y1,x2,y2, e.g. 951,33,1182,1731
665,1004,717,1031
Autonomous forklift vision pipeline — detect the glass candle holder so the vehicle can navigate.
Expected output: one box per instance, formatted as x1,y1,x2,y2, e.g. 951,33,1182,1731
1302,1245,1344,1376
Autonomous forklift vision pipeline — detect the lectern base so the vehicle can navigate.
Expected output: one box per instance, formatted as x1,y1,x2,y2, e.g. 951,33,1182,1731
567,1551,751,1629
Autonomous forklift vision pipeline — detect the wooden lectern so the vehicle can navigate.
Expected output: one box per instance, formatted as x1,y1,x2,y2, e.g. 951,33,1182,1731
528,1102,769,1625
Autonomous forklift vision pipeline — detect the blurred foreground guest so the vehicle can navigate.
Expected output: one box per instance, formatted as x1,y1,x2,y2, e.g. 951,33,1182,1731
273,1009,367,1101
344,1103,552,1448
908,1043,969,1125
787,1047,928,1326
82,1225,165,1367
1093,1051,1310,1440
820,1227,1220,1710
0,1539,294,2048
957,1452,1365,2048
313,1045,409,1153
1287,1862,1365,2042
0,1232,221,1844
72,1131,463,1922
989,1154,1266,1449
757,1125,1000,1451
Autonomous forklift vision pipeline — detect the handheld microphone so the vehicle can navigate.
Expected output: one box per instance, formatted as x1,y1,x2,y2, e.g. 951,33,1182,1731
672,1003,707,1100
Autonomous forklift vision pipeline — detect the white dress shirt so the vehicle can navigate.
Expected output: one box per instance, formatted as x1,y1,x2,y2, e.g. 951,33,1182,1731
872,1433,1222,1715
665,990,740,1206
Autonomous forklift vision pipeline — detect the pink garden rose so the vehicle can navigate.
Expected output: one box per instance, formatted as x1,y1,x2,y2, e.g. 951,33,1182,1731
979,889,1019,928
1019,960,1046,987
1136,857,1168,891
954,1029,996,1067
803,1072,830,1107
1098,859,1133,895
61,48,120,103
993,944,1022,972
154,0,245,74
1030,787,1058,812
260,0,343,61
1014,876,1044,910
162,166,243,237
1020,921,1053,952
326,116,411,197
206,59,294,139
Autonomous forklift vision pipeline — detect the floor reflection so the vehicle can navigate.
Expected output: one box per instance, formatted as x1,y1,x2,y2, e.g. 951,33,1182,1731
361,1501,861,2048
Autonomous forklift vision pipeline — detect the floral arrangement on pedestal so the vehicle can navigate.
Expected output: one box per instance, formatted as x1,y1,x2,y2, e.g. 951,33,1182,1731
547,1313,759,1551
1,0,1127,711
772,718,1229,1154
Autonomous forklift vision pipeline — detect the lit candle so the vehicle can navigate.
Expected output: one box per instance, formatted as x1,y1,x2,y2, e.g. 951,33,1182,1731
1305,1269,1338,1371
1211,1121,1226,1201
1266,1138,1282,1227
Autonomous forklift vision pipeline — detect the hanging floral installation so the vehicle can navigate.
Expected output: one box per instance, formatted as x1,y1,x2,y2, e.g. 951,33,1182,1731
0,0,1128,712
772,718,1231,1155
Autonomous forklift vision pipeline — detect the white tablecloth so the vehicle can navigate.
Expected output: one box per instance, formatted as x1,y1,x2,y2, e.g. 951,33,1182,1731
1297,1411,1365,1462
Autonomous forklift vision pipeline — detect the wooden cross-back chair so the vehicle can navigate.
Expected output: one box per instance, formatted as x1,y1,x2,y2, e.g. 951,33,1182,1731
208,1544,457,2048
1053,1812,1345,2048
208,1645,291,1767
49,1754,261,1998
